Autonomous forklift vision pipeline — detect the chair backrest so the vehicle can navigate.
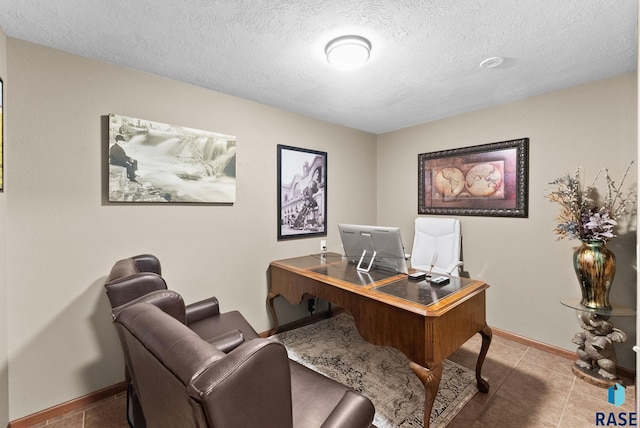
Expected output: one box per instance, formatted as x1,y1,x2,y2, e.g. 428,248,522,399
111,289,188,324
130,254,162,275
410,217,462,275
105,255,167,308
114,302,294,428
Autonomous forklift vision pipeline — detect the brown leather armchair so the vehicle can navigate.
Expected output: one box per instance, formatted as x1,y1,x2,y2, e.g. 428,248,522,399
114,301,375,428
105,254,259,427
105,254,259,342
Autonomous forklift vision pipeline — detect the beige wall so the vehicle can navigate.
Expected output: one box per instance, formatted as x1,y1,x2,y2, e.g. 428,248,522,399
377,73,638,369
0,27,8,428
5,38,377,420
1,36,637,423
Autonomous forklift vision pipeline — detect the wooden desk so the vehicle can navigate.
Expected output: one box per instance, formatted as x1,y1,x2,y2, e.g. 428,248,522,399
267,253,491,427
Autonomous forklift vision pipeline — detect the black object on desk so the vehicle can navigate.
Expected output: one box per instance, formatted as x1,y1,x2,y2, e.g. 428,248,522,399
408,272,427,281
430,276,450,285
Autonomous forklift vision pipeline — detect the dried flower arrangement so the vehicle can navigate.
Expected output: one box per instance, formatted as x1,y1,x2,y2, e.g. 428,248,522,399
546,162,635,242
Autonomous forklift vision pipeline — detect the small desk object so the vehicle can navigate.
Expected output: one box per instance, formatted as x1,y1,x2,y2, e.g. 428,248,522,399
561,299,634,387
268,253,492,427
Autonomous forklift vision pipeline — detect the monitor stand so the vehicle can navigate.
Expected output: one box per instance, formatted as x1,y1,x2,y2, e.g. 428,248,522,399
357,232,376,272
357,249,376,272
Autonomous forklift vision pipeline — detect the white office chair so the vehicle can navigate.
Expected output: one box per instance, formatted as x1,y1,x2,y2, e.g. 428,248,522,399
410,217,463,276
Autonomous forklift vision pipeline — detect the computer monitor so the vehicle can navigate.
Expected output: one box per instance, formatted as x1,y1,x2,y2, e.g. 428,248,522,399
338,224,408,274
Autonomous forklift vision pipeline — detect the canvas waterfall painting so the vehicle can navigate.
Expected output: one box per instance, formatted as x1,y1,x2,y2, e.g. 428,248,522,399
0,77,3,191
108,114,236,203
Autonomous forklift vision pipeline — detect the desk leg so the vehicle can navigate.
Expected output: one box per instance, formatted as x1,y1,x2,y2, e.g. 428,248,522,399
409,362,443,428
476,324,492,393
266,291,280,333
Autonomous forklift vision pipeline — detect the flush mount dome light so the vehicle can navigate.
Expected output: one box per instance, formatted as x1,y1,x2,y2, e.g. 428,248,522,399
325,35,371,70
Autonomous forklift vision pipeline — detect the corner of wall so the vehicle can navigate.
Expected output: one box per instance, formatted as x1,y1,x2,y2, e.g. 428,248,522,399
0,25,9,428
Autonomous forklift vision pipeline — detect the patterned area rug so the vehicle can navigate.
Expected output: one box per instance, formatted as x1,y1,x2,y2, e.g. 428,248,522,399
273,313,478,428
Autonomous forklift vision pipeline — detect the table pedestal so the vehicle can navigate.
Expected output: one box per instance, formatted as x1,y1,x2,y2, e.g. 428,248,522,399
561,299,634,388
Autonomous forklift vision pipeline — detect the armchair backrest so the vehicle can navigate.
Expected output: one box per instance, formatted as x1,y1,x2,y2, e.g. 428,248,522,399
105,255,167,308
111,289,188,324
129,254,162,275
411,217,462,275
114,302,295,428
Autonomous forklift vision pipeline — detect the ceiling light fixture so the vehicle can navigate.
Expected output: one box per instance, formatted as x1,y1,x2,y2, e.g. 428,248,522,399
325,35,371,70
479,56,504,69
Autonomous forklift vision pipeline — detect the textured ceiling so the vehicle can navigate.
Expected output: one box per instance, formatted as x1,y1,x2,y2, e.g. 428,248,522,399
0,0,637,134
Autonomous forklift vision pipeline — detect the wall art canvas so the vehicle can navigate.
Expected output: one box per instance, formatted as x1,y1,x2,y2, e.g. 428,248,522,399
277,144,327,240
0,77,3,192
418,138,529,217
108,114,236,203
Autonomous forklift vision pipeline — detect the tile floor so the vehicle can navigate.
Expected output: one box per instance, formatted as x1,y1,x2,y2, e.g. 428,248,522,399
447,334,636,428
27,333,635,428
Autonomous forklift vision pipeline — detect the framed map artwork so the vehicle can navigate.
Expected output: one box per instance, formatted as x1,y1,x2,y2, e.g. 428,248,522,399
418,138,529,217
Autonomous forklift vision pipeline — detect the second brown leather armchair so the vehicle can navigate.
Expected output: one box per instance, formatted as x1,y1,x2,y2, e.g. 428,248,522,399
105,254,259,427
114,301,376,428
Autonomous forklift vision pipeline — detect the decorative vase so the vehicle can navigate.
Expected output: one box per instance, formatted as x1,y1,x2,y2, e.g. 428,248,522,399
572,240,616,310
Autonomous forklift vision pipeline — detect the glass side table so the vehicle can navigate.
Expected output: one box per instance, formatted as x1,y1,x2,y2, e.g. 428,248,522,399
561,299,635,388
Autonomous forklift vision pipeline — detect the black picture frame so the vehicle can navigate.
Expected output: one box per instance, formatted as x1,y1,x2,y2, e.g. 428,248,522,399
418,138,529,217
277,144,327,240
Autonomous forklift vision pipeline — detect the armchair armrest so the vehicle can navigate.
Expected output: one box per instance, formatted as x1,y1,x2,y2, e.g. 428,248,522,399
188,339,294,428
320,390,375,428
206,329,245,353
443,260,463,276
186,296,220,324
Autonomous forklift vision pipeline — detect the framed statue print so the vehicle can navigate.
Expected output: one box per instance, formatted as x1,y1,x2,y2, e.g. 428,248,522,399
277,145,327,240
